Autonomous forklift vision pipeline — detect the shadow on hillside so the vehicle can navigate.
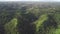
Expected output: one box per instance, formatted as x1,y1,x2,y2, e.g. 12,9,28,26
0,13,15,34
17,13,38,34
38,15,58,34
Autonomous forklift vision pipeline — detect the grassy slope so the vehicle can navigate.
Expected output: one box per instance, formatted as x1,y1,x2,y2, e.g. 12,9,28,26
4,18,19,34
34,14,48,33
53,13,60,34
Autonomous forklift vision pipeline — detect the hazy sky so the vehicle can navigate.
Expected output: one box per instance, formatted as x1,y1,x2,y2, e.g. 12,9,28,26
0,0,60,2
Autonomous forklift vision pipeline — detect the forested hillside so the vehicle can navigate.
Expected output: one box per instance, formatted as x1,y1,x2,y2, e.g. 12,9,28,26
0,2,60,34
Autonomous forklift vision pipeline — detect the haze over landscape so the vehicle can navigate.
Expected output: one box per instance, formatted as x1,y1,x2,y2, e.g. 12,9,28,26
0,0,60,34
0,0,60,2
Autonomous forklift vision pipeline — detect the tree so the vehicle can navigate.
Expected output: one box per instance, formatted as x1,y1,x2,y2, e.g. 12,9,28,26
34,14,48,34
4,18,19,34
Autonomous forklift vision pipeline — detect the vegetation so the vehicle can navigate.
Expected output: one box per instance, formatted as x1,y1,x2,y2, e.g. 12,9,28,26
34,14,48,32
4,18,19,34
0,2,60,34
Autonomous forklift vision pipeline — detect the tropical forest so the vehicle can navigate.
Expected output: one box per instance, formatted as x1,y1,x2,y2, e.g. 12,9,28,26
0,1,60,34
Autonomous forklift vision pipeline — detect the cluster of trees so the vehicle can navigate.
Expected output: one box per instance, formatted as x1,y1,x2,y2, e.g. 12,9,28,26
0,2,60,34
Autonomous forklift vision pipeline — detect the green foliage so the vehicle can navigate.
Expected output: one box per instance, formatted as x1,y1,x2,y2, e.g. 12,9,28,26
52,13,60,34
27,7,40,16
34,14,48,34
54,29,60,34
4,18,19,34
0,3,60,34
54,13,60,23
